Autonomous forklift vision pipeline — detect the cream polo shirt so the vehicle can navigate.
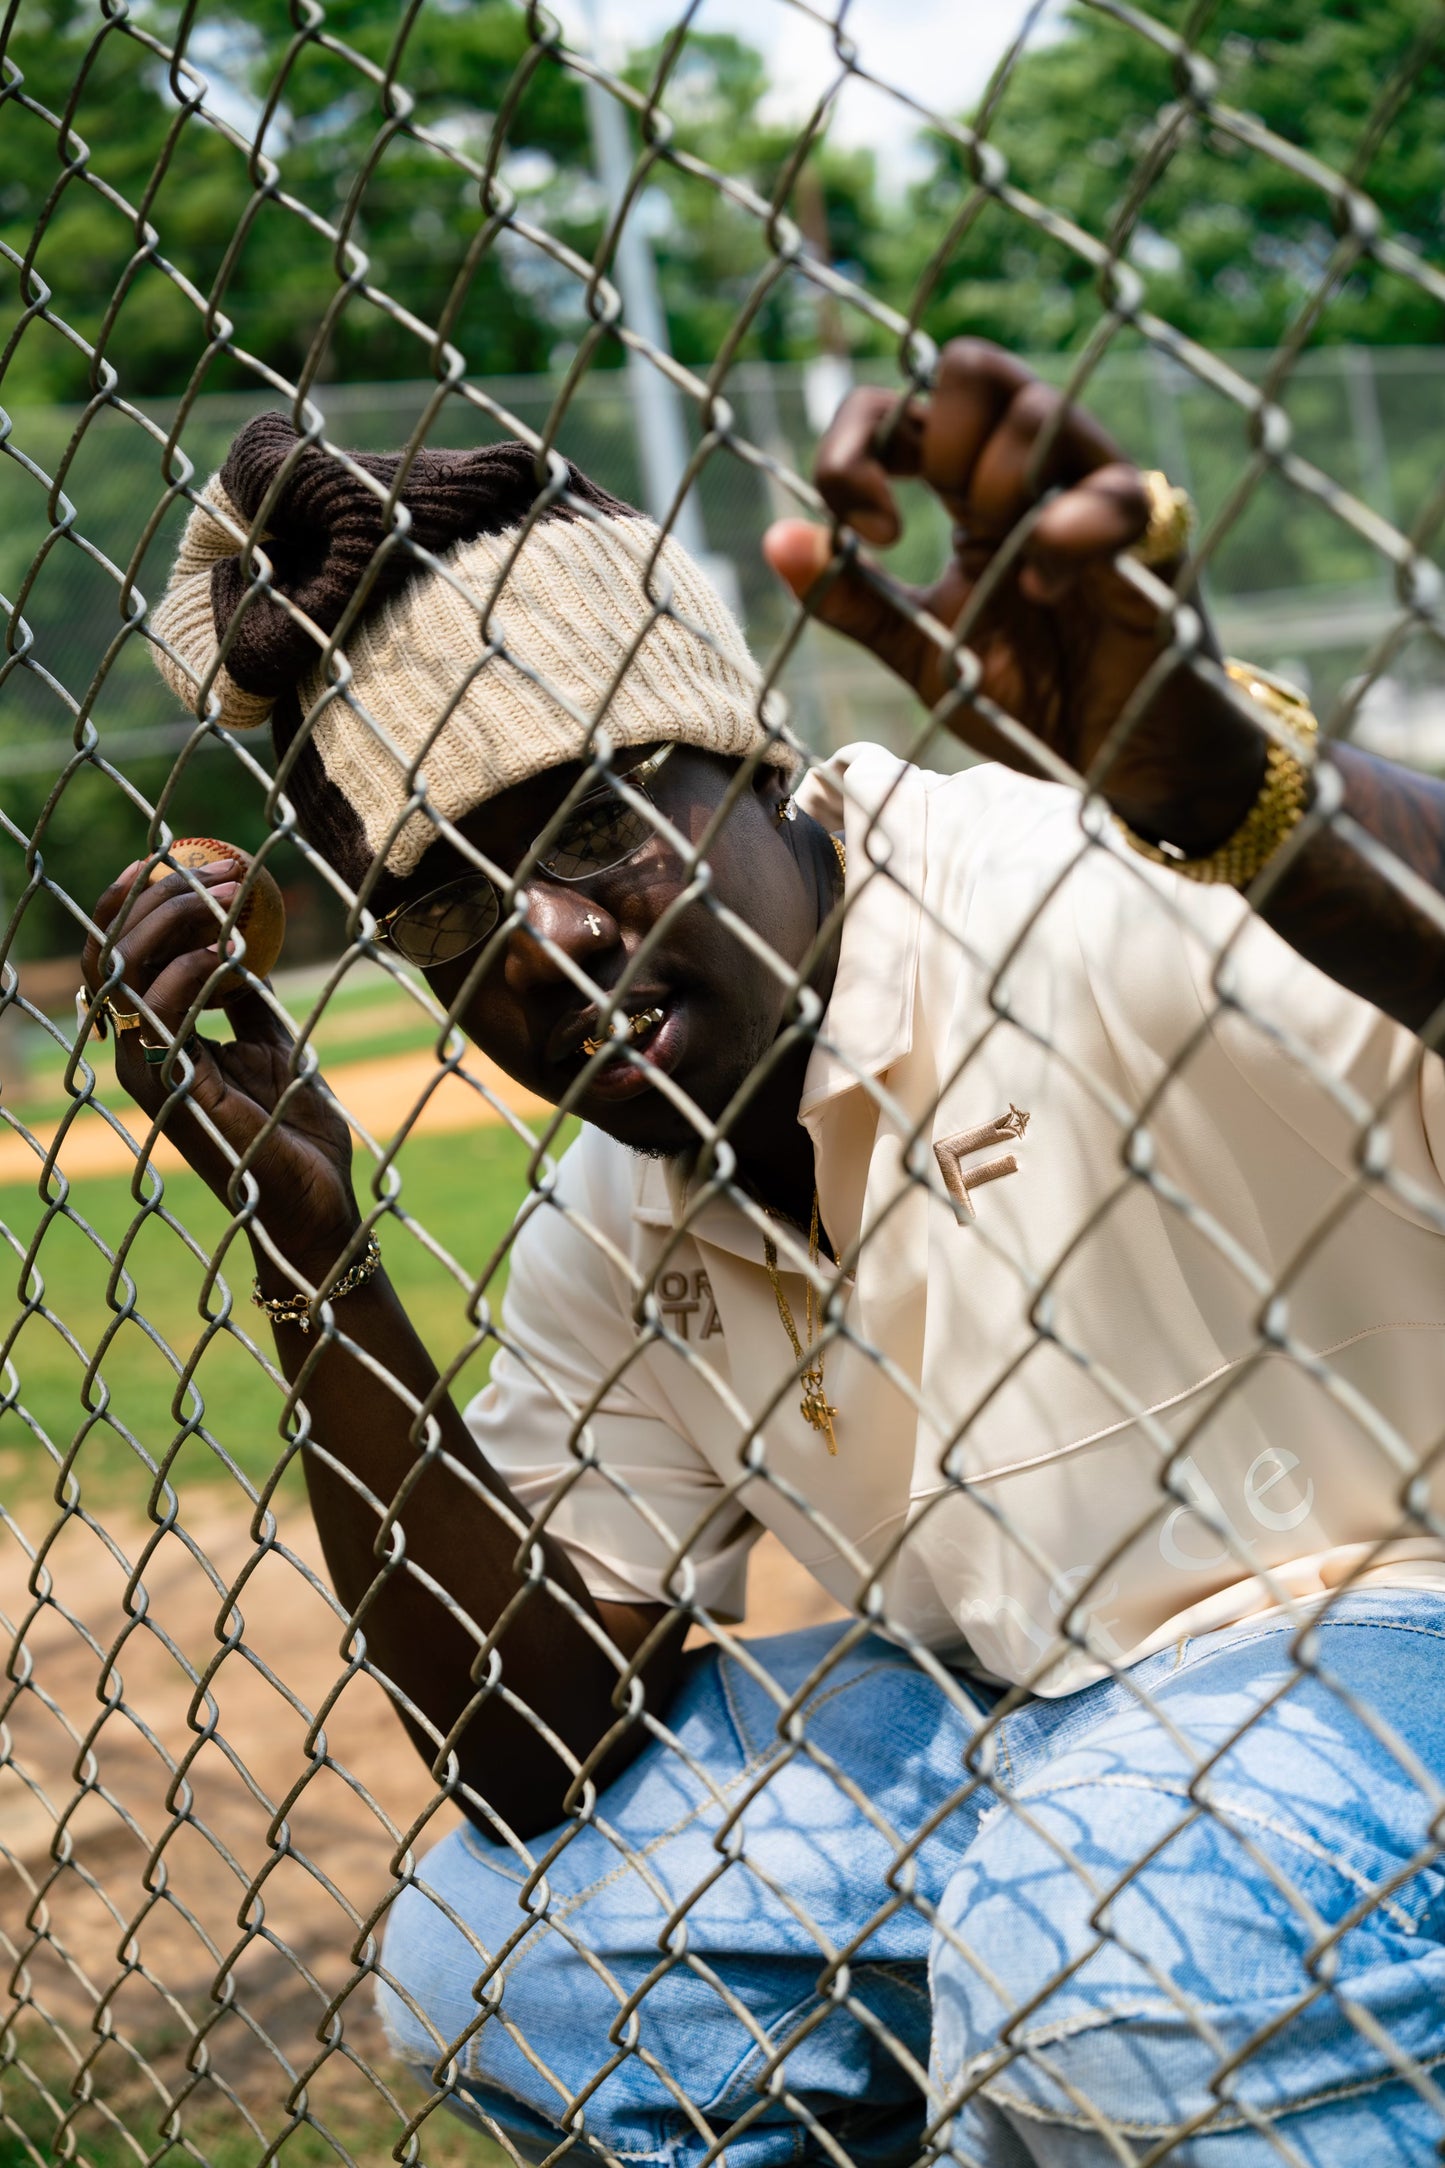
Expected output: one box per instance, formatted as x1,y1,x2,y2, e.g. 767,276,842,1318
466,744,1445,1695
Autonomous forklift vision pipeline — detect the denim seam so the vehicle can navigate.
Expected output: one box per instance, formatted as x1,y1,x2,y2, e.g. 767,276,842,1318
715,1649,901,1760
534,1754,776,1930
1161,1612,1445,1683
980,2041,1445,2134
696,1972,887,2125
697,1978,824,2117
965,1795,1013,1853
861,1959,931,2010
692,1957,932,2124
1004,1769,1426,1932
718,1653,762,1762
470,1660,925,2000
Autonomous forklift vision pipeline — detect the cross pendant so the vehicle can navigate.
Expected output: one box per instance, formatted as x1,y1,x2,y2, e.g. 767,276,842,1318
800,1372,839,1456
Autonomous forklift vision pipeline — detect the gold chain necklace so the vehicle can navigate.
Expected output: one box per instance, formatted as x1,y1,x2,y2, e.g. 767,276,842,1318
763,1189,839,1455
760,831,846,1455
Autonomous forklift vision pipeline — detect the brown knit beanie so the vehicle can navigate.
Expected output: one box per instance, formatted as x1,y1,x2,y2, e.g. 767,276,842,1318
150,415,790,889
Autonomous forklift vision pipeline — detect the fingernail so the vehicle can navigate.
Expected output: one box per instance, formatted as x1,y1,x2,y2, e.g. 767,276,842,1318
211,882,239,905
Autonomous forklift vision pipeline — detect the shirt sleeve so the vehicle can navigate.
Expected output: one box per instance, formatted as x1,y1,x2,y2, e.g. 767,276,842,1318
462,1144,758,1616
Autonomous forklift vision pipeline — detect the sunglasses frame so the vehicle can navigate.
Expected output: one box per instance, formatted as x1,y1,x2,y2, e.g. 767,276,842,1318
373,743,676,968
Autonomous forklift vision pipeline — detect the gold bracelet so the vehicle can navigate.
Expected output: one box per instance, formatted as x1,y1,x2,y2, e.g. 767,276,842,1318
251,1234,382,1334
1116,659,1319,888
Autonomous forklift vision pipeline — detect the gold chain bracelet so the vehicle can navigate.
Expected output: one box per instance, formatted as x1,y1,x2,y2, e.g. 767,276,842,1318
251,1233,382,1334
1117,659,1319,888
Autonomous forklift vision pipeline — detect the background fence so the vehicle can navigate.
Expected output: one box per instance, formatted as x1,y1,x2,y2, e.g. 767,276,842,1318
2,1,1445,2164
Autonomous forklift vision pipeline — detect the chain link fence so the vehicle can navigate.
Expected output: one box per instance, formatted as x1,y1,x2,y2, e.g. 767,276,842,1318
3,3,1445,2165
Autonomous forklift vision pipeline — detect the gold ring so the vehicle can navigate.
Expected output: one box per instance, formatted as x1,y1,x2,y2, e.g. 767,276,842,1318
1130,469,1194,567
103,997,144,1033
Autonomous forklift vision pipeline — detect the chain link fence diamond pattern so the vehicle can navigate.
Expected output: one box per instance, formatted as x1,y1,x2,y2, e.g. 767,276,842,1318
3,4,1445,2166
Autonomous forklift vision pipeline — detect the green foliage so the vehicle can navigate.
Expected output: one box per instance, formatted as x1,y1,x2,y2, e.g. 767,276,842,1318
0,0,592,404
906,0,1445,354
4,2,1438,404
0,8,897,411
622,32,891,365
0,3,1438,967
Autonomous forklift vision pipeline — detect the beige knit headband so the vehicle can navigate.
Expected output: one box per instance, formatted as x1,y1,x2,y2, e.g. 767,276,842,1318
149,418,791,885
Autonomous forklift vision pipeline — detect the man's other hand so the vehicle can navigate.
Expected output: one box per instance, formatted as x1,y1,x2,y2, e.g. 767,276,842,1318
764,337,1268,859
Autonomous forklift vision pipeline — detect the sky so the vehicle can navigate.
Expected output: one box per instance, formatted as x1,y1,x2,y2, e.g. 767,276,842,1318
557,0,1061,193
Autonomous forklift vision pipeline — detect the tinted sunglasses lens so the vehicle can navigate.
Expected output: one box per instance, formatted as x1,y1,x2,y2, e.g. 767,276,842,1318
388,877,501,966
543,797,655,881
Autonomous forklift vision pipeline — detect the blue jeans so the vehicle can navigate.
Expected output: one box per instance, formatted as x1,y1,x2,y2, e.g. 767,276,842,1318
377,1593,1445,2165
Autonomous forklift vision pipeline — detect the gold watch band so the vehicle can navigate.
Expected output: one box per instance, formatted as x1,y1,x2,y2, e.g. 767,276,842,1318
1116,659,1319,888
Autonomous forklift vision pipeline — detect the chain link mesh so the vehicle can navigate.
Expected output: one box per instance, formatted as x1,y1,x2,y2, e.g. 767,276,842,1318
3,4,1445,2164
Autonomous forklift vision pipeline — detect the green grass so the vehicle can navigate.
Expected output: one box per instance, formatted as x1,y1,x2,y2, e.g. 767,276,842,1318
0,2016,505,2168
0,1118,576,1523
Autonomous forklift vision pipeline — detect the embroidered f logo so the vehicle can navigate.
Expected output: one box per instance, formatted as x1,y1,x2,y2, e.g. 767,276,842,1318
934,1105,1030,1218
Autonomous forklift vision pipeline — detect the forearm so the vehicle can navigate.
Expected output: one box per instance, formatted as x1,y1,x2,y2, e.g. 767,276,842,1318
254,1242,679,1836
1113,675,1445,1040
1254,744,1445,1039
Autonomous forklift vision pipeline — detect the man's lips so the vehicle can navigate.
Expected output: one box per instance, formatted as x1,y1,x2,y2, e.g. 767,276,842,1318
581,1004,663,1057
545,991,674,1069
545,993,689,1101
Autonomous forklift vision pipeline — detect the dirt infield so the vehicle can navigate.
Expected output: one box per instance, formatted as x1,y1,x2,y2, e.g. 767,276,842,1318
1,1492,842,2132
0,1043,547,1188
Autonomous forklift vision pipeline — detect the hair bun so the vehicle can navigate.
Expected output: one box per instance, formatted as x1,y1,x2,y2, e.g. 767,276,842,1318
149,414,627,726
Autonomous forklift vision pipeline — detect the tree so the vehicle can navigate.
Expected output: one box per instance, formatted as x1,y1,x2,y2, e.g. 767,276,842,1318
621,33,891,369
903,0,1445,355
0,1,600,962
0,0,592,407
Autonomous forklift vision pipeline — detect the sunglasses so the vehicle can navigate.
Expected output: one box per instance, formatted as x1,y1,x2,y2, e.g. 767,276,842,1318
374,744,675,968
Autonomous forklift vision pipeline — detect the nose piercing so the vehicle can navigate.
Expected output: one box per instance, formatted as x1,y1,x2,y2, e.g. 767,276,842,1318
584,911,604,937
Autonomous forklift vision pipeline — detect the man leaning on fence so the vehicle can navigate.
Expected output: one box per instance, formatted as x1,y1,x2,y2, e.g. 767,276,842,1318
85,344,1445,2166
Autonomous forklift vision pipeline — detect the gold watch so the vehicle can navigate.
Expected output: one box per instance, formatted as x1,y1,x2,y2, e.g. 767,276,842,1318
1116,660,1318,888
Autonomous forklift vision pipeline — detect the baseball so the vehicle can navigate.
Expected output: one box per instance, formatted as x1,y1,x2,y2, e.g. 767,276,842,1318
147,836,286,1002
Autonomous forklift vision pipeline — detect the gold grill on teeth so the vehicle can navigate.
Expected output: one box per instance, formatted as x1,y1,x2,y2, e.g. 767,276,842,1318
581,1005,665,1058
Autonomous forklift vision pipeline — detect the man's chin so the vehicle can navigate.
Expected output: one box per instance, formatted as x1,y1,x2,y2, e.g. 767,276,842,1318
576,1054,751,1161
583,1090,711,1161
569,1021,783,1161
